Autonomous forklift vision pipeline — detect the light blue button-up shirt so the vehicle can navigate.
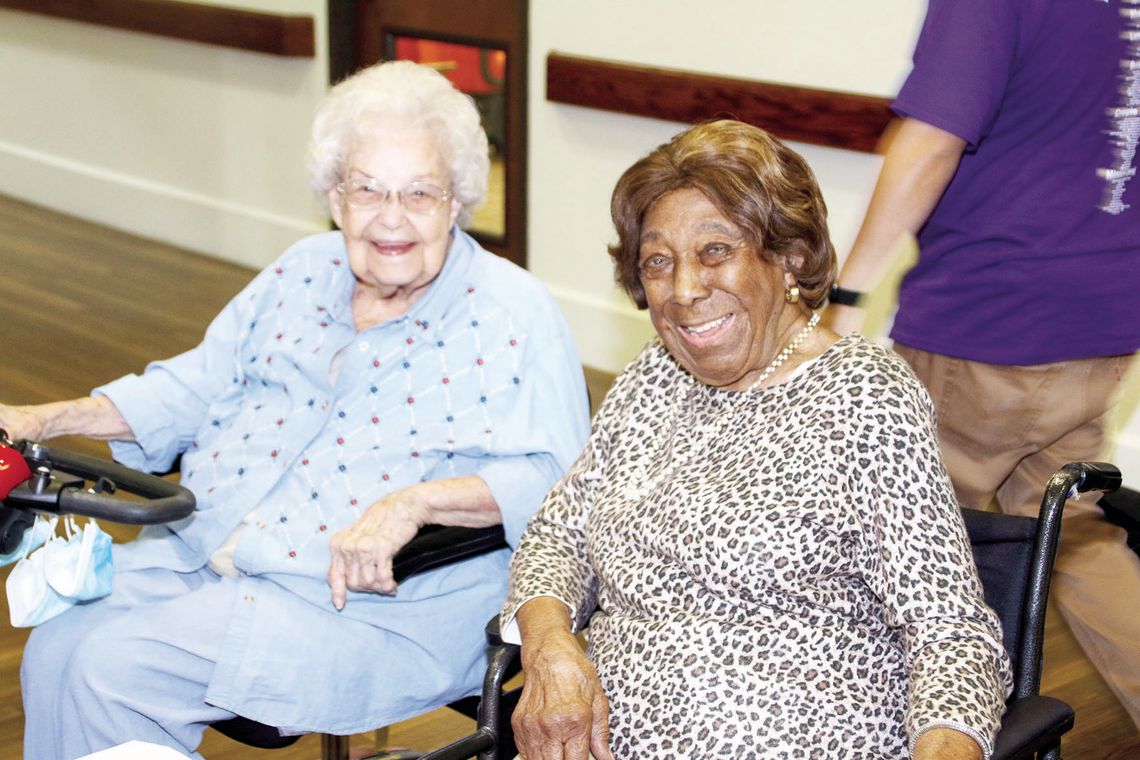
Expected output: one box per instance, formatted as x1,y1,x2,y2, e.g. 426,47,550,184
95,229,590,732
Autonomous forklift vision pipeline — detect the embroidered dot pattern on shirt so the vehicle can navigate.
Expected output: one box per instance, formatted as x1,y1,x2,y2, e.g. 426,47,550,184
181,254,530,564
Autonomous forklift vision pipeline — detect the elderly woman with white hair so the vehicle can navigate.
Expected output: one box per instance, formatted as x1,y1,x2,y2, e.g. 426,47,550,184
5,60,589,759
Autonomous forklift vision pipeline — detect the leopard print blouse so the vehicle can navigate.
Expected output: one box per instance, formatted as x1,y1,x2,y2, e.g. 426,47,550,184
505,335,1012,758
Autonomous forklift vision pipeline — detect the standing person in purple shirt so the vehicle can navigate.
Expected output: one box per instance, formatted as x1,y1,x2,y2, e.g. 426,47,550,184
827,0,1140,729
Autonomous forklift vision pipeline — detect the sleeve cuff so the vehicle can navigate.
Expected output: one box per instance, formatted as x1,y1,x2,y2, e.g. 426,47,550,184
93,374,181,472
499,593,578,645
909,720,992,760
479,455,558,547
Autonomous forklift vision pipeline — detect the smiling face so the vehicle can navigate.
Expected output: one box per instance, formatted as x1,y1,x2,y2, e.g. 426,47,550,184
328,122,460,309
639,188,800,390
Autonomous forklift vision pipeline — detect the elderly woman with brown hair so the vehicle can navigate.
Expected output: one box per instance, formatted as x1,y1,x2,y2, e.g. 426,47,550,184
501,120,1012,759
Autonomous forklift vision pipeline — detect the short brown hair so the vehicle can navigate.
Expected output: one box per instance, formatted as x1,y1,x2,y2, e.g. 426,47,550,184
609,119,836,309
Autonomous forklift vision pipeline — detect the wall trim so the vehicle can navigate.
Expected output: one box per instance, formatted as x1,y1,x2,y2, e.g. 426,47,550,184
0,0,315,57
546,52,894,153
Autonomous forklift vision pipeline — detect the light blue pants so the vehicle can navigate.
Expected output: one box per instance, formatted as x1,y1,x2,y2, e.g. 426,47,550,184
21,566,241,759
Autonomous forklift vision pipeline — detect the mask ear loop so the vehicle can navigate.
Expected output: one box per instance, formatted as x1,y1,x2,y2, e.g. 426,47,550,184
76,516,103,554
73,518,98,596
19,515,60,562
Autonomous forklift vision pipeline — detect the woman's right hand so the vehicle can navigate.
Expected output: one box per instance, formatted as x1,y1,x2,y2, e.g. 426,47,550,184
0,403,49,442
0,397,132,444
513,599,615,760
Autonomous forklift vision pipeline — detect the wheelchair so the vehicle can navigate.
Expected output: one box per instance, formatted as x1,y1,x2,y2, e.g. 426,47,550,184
0,435,507,759
404,462,1124,760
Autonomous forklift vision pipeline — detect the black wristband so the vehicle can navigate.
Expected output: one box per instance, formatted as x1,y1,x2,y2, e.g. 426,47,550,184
829,284,864,307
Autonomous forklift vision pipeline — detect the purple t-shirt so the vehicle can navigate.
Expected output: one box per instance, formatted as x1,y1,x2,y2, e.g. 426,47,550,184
890,0,1140,365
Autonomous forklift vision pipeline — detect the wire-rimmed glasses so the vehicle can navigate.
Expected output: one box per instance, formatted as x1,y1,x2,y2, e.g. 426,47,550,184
335,177,452,215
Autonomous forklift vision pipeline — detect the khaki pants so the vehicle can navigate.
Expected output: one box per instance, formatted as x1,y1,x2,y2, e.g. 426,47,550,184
895,344,1140,729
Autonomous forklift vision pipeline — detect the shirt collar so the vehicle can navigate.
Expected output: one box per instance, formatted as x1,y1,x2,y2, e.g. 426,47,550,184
401,227,478,328
328,227,479,332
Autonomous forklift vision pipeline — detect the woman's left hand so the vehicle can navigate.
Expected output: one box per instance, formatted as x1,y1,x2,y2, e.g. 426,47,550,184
326,475,502,610
512,597,615,760
327,489,429,609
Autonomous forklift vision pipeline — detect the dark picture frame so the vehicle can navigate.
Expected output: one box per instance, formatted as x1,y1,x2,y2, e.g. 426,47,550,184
329,0,528,269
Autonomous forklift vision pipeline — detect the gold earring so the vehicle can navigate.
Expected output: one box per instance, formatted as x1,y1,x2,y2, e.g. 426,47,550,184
785,285,800,304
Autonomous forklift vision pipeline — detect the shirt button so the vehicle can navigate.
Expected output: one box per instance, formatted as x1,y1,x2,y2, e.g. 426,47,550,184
358,342,368,352
321,400,329,410
257,521,267,529
243,595,254,603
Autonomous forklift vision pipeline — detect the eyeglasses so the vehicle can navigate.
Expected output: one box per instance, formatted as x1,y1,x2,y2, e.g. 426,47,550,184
335,178,452,215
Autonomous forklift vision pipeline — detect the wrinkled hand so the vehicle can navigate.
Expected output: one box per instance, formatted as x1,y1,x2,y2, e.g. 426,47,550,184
513,628,614,760
327,490,429,609
0,403,48,443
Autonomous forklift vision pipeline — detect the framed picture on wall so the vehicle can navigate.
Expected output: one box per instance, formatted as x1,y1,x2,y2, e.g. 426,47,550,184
331,0,528,269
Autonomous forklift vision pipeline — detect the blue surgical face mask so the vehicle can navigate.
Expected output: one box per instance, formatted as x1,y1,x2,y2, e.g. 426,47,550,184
5,518,114,628
1,515,56,568
6,542,75,628
45,518,114,601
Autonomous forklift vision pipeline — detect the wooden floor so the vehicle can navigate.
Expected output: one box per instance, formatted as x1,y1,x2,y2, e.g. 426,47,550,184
0,193,1137,758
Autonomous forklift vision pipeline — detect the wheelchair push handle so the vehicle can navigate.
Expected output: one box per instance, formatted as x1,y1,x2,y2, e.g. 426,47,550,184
3,440,196,525
1061,461,1123,495
1034,461,1121,553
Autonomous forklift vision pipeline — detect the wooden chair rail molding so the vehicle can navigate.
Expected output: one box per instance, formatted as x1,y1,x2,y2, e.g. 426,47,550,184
546,53,894,153
0,0,315,57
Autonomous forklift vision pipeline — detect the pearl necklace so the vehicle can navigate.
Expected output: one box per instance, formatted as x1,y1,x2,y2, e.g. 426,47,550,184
628,311,821,499
721,311,820,412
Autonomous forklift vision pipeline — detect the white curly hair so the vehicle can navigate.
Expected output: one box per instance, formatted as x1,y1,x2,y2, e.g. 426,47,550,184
307,60,490,229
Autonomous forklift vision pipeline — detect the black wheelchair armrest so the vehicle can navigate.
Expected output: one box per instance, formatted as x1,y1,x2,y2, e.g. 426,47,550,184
991,696,1075,760
391,525,508,583
484,611,506,646
1099,486,1140,554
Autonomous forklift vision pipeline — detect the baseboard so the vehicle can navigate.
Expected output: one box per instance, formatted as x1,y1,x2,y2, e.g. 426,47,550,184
546,284,655,375
0,139,323,270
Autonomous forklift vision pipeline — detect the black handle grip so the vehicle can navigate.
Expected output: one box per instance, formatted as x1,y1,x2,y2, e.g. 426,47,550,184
55,487,195,524
1067,461,1123,494
10,442,196,525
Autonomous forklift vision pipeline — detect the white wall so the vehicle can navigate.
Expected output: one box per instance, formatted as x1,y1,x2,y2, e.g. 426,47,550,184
0,1,329,270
